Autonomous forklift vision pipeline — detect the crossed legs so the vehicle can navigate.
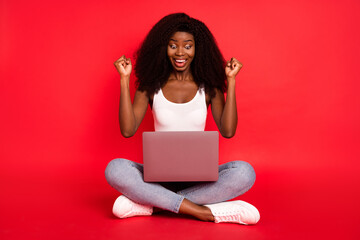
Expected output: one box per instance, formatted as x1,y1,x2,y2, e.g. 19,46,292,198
105,158,256,222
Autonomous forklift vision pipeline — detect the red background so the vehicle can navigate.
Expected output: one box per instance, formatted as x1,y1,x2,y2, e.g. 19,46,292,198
1,0,359,239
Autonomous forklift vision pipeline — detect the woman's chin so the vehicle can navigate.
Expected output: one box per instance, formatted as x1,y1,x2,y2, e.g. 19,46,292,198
172,65,190,72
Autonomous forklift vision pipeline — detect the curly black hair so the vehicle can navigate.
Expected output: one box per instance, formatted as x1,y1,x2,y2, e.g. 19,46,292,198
134,13,227,98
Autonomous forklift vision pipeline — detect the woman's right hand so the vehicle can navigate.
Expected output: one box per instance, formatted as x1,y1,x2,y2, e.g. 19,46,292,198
114,55,132,78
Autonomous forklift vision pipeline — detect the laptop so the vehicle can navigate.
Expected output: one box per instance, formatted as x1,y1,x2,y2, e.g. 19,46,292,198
143,131,219,182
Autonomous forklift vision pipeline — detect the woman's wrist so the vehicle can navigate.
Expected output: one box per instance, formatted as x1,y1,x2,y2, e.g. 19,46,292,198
227,77,236,87
120,76,130,88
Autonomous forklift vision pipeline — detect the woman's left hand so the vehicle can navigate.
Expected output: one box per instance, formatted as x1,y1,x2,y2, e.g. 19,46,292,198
225,57,243,79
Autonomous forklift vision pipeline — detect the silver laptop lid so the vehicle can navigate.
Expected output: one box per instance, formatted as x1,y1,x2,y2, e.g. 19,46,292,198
143,131,219,182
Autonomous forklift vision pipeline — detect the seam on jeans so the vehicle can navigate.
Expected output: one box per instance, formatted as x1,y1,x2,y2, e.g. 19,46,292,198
177,168,234,196
219,161,239,170
125,159,136,168
173,195,185,213
222,163,255,200
177,168,233,195
124,159,143,174
176,162,239,195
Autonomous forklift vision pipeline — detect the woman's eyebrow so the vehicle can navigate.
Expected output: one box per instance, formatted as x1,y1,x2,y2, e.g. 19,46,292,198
169,39,194,42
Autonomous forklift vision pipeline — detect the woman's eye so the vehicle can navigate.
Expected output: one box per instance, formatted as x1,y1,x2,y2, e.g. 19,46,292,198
169,44,177,49
185,45,192,49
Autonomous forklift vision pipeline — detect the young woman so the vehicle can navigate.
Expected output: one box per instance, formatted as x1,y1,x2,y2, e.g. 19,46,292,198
105,13,260,225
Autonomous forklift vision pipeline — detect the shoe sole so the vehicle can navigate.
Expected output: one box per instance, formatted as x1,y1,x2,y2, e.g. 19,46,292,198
233,200,260,224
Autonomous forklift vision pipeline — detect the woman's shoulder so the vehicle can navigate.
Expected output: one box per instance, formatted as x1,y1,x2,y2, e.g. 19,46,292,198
134,89,152,102
203,86,223,104
134,88,155,107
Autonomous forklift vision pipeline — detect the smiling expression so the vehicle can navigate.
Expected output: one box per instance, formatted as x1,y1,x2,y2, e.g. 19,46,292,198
167,31,195,72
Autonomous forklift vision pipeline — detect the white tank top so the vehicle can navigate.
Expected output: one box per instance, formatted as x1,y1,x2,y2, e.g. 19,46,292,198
152,88,208,131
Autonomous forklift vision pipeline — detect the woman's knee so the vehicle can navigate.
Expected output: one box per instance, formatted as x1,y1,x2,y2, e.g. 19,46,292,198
104,158,131,186
229,160,256,189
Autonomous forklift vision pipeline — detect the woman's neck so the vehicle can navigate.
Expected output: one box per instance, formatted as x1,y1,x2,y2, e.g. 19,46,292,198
169,70,193,82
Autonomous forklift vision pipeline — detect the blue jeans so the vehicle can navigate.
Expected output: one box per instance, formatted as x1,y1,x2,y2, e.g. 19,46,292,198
105,158,256,213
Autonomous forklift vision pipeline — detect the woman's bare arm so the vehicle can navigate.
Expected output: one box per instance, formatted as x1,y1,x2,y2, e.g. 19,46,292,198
115,55,149,138
211,58,242,138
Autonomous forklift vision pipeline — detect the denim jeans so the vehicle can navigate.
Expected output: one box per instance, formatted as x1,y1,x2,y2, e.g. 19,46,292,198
105,158,256,213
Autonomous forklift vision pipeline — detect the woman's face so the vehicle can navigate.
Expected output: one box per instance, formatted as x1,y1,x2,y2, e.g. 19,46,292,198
167,31,195,72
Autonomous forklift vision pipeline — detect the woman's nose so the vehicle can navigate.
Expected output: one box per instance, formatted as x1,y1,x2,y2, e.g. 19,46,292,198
175,47,185,56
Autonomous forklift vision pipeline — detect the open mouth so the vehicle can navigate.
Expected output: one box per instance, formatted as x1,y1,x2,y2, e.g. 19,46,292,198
174,59,187,68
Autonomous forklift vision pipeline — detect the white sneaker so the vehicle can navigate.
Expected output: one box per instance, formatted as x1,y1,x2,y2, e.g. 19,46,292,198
205,200,260,225
112,195,153,218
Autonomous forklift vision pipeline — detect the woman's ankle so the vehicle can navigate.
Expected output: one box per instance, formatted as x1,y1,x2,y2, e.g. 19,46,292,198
179,199,214,221
196,205,215,222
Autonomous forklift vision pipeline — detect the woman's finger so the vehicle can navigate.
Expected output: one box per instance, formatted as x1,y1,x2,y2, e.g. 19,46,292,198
232,58,243,69
114,55,126,63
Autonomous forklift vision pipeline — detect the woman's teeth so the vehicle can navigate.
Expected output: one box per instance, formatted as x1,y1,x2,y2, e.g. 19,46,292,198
175,59,186,67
